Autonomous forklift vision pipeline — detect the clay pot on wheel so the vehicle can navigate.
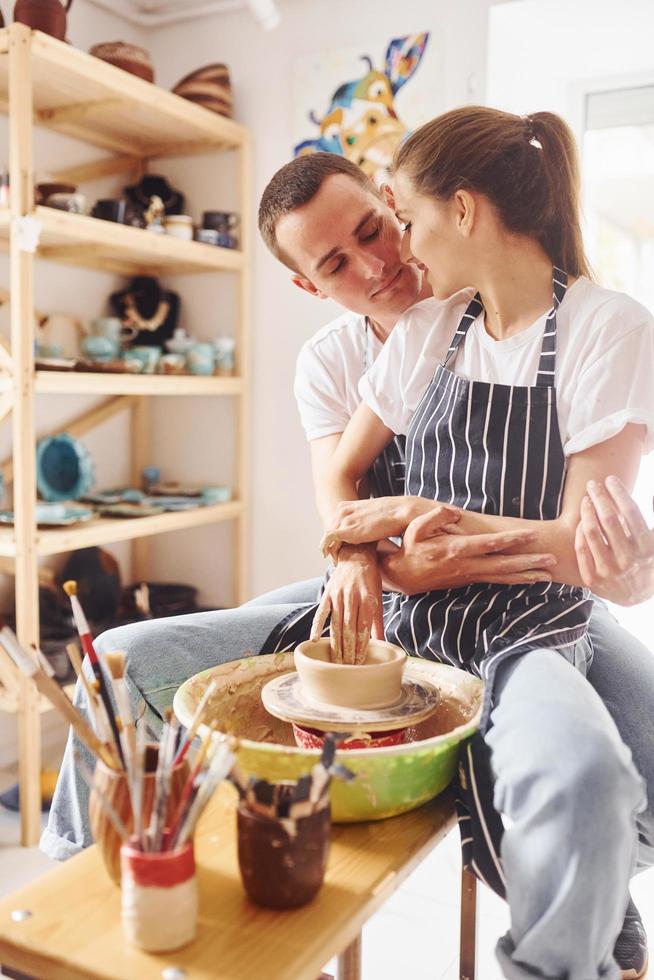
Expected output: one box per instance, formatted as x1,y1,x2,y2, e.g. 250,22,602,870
14,0,73,40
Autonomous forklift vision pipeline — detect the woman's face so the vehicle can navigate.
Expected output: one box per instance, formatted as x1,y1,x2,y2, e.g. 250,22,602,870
392,170,474,299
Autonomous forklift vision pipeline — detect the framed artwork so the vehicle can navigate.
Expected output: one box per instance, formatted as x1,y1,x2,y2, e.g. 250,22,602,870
293,32,439,184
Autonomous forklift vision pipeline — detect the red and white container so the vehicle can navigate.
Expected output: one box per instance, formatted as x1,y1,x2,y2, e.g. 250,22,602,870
120,838,198,952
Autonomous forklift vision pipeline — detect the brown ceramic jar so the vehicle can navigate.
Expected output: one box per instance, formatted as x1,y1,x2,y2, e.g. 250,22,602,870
237,802,331,909
13,0,72,41
89,743,189,886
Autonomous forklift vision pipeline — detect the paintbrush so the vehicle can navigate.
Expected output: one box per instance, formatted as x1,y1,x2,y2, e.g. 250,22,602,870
173,678,219,766
0,631,116,767
133,717,147,849
175,738,234,849
166,725,216,851
65,642,118,764
104,651,137,765
148,709,180,852
75,752,129,842
62,580,124,767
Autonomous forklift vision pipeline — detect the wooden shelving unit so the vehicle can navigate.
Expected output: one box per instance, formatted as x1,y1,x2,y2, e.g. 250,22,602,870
0,23,251,844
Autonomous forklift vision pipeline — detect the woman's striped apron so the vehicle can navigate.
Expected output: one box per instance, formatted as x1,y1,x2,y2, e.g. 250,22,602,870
266,271,592,895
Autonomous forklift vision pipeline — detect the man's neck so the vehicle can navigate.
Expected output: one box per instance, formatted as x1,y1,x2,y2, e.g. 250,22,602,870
367,274,432,344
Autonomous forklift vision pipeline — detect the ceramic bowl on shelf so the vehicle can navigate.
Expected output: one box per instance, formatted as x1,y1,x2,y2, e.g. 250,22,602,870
46,192,86,214
89,41,155,83
36,434,95,503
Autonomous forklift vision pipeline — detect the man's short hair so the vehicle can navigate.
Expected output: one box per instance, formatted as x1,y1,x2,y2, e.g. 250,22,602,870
258,153,375,273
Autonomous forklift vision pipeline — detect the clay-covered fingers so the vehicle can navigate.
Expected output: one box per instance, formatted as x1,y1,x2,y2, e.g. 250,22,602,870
353,592,382,664
329,597,345,663
310,591,335,646
404,505,460,546
605,475,654,558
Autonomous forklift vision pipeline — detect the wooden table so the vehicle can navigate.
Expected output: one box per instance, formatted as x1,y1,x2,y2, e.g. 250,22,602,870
0,785,475,980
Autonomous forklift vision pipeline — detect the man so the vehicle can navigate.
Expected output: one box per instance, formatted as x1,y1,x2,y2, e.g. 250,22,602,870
44,152,652,978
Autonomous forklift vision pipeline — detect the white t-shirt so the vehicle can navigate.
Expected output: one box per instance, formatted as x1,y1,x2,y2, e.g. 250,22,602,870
359,278,654,457
294,311,379,440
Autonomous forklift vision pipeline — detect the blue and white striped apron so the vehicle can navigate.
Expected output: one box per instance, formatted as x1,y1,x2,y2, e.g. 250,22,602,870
265,272,592,895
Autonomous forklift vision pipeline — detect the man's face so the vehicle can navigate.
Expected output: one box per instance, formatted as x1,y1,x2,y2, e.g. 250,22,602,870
275,174,424,319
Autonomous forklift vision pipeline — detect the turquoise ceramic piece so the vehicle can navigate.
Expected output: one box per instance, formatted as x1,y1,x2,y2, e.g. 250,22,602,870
185,343,215,375
174,654,482,823
36,434,95,503
0,504,94,526
201,486,231,504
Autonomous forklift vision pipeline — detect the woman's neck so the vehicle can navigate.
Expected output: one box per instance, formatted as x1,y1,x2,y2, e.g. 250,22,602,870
476,242,564,340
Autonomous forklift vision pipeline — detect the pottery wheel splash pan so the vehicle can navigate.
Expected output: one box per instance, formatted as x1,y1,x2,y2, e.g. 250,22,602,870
260,668,440,733
174,654,482,823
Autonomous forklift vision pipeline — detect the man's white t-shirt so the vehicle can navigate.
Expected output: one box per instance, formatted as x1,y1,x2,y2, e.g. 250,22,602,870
294,311,377,441
358,278,654,457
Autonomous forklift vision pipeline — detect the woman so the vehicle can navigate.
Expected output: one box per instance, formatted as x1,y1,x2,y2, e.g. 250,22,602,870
305,107,654,979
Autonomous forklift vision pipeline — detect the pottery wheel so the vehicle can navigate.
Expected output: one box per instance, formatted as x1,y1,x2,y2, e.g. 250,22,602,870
261,666,440,734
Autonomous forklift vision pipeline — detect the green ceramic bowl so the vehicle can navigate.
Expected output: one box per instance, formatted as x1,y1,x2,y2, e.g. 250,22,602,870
173,653,482,823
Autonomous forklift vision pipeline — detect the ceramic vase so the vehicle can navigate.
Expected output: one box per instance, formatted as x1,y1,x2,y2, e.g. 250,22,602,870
89,744,190,885
121,838,197,952
13,0,73,41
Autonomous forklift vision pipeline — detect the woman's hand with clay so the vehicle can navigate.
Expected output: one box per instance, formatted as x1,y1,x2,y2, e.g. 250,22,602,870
575,475,654,605
320,497,459,562
310,544,384,664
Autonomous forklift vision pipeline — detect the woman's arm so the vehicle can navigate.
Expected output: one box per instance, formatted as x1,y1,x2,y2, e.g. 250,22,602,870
404,424,646,587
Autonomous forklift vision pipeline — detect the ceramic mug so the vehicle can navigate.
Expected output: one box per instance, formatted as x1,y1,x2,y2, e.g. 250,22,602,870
82,334,119,362
91,199,126,223
185,343,215,376
91,317,137,345
128,346,161,374
202,210,239,232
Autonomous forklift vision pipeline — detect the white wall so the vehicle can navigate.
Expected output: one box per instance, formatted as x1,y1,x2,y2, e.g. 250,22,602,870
148,0,496,599
486,0,654,646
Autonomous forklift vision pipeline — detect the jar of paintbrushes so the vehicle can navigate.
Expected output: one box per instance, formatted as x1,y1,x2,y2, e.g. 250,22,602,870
231,735,354,909
2,574,233,951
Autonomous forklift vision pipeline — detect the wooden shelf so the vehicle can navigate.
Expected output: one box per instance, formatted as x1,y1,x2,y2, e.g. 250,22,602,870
0,207,243,276
0,26,247,158
34,372,243,396
0,501,243,558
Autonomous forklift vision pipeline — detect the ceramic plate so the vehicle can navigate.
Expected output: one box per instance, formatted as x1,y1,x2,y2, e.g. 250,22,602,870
260,667,440,733
0,504,95,526
143,496,198,511
97,502,164,518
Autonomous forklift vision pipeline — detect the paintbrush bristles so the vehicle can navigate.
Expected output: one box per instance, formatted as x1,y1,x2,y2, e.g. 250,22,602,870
104,651,127,680
62,580,78,597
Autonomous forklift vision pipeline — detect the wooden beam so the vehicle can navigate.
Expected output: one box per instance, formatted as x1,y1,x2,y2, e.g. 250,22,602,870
51,155,142,185
1,394,136,485
9,20,42,847
37,97,130,126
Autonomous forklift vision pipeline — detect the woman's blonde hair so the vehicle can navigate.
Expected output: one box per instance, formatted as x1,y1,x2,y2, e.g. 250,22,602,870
394,106,591,279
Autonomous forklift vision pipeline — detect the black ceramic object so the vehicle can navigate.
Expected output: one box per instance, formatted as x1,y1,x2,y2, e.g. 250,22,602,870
110,276,180,348
91,199,126,223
